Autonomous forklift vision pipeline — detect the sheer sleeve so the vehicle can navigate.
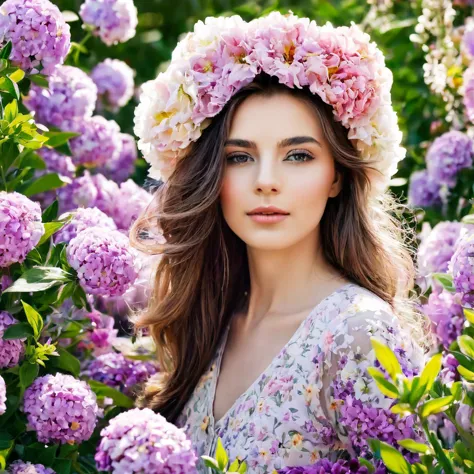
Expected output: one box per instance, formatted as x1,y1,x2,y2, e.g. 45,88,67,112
318,307,426,459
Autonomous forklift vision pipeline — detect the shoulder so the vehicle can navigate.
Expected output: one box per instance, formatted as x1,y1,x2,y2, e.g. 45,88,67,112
324,283,425,374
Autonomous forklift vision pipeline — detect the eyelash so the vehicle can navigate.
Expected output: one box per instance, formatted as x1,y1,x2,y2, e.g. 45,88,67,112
225,151,315,165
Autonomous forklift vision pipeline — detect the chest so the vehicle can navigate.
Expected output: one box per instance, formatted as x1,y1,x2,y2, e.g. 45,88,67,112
213,311,310,424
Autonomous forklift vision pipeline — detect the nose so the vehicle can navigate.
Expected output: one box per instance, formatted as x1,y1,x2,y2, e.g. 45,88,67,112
254,157,281,195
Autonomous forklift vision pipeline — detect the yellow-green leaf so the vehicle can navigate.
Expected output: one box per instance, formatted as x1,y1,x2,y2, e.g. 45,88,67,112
215,437,228,471
379,442,411,474
458,365,474,382
397,439,433,454
367,367,399,398
370,337,403,382
419,396,453,417
391,403,414,416
9,69,25,83
464,308,474,325
21,300,43,340
459,335,474,359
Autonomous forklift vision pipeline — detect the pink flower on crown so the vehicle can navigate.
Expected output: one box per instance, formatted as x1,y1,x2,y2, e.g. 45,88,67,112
247,11,310,88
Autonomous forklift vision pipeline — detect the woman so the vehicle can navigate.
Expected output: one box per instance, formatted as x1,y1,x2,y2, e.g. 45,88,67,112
130,12,428,473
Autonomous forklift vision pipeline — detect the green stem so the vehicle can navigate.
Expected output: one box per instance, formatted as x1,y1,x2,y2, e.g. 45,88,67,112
73,32,92,65
0,165,7,191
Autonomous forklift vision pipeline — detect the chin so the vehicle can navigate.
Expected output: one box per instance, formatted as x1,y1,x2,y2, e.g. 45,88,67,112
240,234,300,251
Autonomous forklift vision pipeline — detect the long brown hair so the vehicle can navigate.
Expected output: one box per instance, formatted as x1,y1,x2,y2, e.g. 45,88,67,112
129,72,428,424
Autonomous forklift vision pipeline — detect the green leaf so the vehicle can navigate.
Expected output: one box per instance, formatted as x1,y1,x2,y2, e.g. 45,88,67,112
3,266,72,293
451,381,463,401
42,199,59,222
464,308,474,325
37,221,68,247
215,437,228,471
370,337,403,382
28,74,49,88
2,322,34,340
367,367,399,398
432,273,455,292
419,396,454,417
21,173,67,196
0,41,12,60
238,461,247,474
397,439,433,454
49,345,80,377
4,99,18,122
21,300,43,340
459,335,474,359
0,76,19,99
379,442,412,474
51,458,72,474
427,431,455,474
452,350,474,372
24,442,58,467
412,353,442,406
19,361,39,389
87,380,134,408
43,131,80,148
201,456,220,470
358,458,375,473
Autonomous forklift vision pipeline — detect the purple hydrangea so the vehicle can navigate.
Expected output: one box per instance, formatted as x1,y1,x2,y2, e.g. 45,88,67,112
66,227,138,296
22,373,99,445
417,222,473,280
83,351,158,396
79,0,138,46
0,273,12,293
449,232,474,300
422,290,465,348
24,66,97,128
90,173,120,216
64,116,122,168
77,309,118,356
57,170,98,214
95,407,198,473
54,207,117,244
456,404,474,436
96,133,138,183
0,375,6,416
37,147,76,179
463,18,474,58
463,65,474,124
7,460,55,474
277,459,385,474
407,169,441,208
0,191,45,268
112,179,152,232
0,0,71,75
91,59,135,112
0,312,25,368
425,131,474,187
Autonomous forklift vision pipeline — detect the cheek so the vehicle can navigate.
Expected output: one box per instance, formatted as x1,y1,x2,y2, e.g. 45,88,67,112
293,168,334,210
220,172,243,214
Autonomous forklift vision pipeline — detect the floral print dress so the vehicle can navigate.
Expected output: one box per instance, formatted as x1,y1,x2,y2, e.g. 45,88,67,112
175,282,425,473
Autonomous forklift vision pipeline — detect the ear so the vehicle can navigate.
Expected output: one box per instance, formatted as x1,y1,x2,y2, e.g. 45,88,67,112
328,170,342,198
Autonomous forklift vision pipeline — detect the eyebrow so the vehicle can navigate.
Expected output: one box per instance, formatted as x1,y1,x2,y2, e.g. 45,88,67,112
224,136,322,149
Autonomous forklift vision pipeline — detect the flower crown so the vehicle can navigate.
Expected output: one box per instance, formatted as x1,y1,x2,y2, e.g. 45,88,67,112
133,11,405,196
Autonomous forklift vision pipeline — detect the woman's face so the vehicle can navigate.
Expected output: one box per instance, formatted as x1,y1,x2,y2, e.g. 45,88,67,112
220,92,341,251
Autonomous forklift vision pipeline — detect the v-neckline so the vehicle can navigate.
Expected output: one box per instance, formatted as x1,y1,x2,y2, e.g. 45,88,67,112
210,281,355,428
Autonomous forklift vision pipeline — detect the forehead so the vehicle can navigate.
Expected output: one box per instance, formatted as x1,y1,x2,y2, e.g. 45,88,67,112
228,93,323,143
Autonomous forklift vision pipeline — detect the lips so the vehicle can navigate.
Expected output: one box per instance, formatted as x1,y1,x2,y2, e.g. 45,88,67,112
247,206,289,215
